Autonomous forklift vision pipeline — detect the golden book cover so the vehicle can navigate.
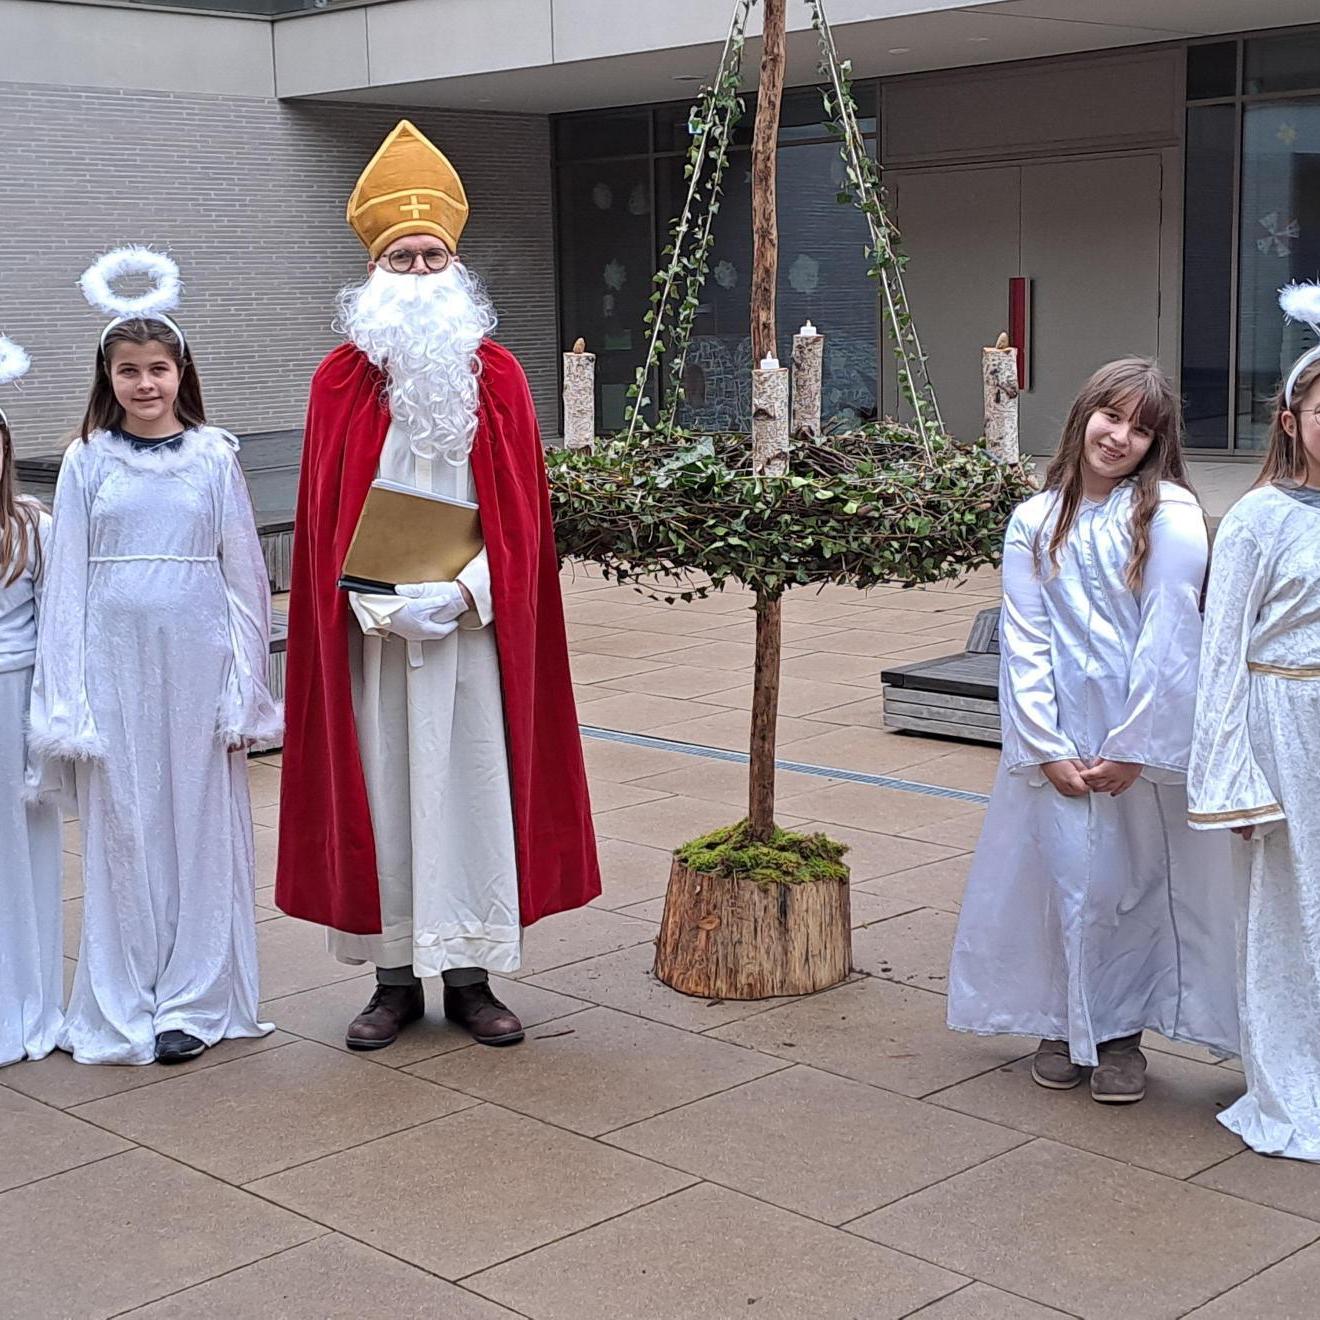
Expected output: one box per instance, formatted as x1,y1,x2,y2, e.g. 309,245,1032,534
338,478,483,594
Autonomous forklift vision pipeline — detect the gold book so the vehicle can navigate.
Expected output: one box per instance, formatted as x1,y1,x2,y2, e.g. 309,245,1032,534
339,479,483,594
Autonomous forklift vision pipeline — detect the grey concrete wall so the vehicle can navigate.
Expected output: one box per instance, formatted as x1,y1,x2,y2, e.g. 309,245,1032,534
0,84,557,457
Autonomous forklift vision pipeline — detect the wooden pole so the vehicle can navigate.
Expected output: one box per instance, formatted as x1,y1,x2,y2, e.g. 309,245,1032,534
982,331,1020,463
563,337,596,451
747,0,787,844
791,322,824,439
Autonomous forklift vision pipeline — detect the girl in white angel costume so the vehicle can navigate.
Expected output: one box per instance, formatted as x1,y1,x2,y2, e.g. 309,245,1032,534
28,249,279,1066
948,358,1238,1104
0,335,64,1065
1189,285,1320,1159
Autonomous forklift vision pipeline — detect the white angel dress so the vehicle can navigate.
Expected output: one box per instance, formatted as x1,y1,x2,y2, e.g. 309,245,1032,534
28,429,280,1065
1189,483,1320,1159
947,482,1239,1065
0,502,64,1065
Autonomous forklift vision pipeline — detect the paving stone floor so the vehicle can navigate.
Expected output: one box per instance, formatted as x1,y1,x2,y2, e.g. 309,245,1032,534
6,561,1319,1319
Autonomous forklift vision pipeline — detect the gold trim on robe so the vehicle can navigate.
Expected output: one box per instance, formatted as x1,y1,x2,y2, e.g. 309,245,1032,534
1248,661,1320,679
1187,801,1285,824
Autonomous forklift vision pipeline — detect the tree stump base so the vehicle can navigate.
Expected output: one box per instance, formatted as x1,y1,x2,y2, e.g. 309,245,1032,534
653,859,851,999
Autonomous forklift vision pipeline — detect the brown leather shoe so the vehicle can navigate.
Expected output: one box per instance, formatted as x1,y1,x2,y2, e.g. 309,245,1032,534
1091,1031,1147,1104
443,981,524,1046
345,982,424,1051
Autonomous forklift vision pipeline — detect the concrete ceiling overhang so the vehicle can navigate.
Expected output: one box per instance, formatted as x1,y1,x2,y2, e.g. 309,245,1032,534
279,0,1320,110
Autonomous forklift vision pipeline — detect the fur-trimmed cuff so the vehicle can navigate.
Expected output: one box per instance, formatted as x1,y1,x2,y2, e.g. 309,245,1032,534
27,727,106,763
219,701,284,753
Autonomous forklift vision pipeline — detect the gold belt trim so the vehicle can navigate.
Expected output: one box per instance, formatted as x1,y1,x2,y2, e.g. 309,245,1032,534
1248,661,1320,679
1188,802,1283,825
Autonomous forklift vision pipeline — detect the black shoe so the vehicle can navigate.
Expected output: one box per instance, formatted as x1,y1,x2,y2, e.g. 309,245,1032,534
443,980,525,1046
155,1030,207,1064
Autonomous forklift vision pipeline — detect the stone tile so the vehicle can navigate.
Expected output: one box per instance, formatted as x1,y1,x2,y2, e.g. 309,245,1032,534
576,629,708,659
802,628,930,659
1184,1239,1320,1318
859,855,971,914
931,1054,1245,1179
606,1064,1026,1224
580,735,691,782
650,638,808,672
589,837,675,910
777,650,889,686
645,707,836,751
252,803,280,829
905,748,1002,795
1143,1032,1226,1066
72,1040,475,1184
409,1006,782,1136
851,907,959,994
910,1283,1071,1318
784,781,980,834
253,824,278,888
573,682,627,708
513,904,656,977
567,652,665,685
0,1030,297,1110
593,793,754,849
792,821,964,882
605,663,748,699
62,895,81,958
62,818,82,855
698,677,870,718
574,690,717,733
250,1105,694,1280
779,725,951,775
126,1234,520,1319
527,941,793,1031
61,849,82,900
264,975,588,1067
0,1148,321,1320
245,760,282,808
467,1182,962,1320
854,1140,1319,1320
0,1086,132,1193
899,812,988,851
694,618,842,648
1194,1149,1320,1222
778,595,870,626
583,778,670,813
710,977,1031,1098
626,757,832,810
257,916,372,1001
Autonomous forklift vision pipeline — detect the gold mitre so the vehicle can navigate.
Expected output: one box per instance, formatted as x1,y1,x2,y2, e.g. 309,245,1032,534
347,120,469,260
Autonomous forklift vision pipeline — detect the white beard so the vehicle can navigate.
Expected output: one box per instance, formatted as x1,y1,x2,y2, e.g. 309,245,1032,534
335,263,498,465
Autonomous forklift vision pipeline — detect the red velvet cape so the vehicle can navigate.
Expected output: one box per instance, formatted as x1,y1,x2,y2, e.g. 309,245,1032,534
275,341,600,934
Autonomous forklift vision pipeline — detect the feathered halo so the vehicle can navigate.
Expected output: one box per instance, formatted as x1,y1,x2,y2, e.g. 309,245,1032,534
0,334,31,387
1279,280,1320,406
79,246,181,319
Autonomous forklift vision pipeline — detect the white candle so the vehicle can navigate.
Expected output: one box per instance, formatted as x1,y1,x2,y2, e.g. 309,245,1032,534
759,355,780,370
798,321,817,337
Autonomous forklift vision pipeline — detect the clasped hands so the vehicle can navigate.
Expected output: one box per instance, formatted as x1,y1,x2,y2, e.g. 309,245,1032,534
1041,758,1142,799
384,579,474,643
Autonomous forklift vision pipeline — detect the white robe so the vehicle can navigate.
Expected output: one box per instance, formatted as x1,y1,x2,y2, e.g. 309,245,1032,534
29,430,279,1065
328,422,521,977
947,482,1239,1065
0,506,64,1065
1189,483,1320,1159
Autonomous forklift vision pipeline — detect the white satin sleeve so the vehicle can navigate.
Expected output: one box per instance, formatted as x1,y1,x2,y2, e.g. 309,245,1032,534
1187,513,1283,831
998,508,1079,774
27,442,104,762
1100,496,1207,780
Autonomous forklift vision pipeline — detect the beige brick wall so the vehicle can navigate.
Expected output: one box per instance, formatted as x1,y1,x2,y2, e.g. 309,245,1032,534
0,84,558,456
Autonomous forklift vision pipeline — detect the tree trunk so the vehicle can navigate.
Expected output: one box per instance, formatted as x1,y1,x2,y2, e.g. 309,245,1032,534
654,858,851,999
982,333,1020,463
746,0,787,844
563,341,596,451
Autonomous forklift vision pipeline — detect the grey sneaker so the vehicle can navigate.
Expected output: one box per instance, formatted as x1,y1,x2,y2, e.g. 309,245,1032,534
1091,1032,1147,1103
1031,1038,1082,1090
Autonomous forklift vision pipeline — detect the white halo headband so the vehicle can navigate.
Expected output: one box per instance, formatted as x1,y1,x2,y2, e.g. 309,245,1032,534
79,246,187,356
1280,281,1320,407
0,334,31,430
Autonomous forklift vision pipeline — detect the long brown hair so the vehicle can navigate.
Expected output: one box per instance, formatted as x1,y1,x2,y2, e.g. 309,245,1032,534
0,414,43,588
1254,354,1320,488
78,317,206,441
1037,357,1190,591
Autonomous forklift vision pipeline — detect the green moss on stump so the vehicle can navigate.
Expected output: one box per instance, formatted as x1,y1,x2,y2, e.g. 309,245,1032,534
674,820,849,889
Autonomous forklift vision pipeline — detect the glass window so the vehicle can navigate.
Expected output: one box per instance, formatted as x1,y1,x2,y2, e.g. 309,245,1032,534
1181,105,1236,449
554,113,650,162
556,160,655,432
1235,98,1320,450
1244,31,1320,96
1186,42,1237,101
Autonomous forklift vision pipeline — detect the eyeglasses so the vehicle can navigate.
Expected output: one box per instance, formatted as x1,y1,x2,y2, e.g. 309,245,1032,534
382,246,451,274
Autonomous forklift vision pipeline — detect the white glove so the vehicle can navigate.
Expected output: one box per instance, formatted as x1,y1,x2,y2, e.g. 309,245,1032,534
386,581,467,643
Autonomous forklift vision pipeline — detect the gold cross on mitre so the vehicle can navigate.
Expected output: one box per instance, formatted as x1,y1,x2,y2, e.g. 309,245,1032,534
346,120,470,260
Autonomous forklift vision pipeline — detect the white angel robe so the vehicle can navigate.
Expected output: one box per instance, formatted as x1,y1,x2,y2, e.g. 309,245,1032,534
0,504,64,1065
29,429,279,1065
947,482,1239,1065
1189,483,1320,1159
330,422,521,977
